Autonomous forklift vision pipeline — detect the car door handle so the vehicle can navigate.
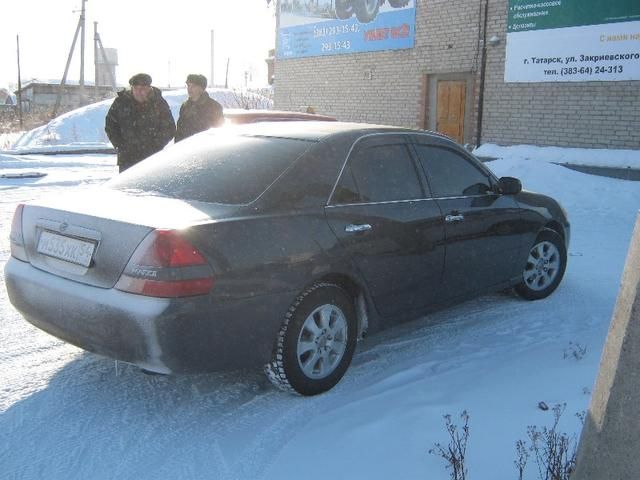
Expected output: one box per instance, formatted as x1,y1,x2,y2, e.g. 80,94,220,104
345,224,372,233
445,214,465,223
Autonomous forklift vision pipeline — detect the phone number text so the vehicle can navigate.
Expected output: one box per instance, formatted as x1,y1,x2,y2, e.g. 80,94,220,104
314,24,360,38
321,40,352,52
556,65,625,76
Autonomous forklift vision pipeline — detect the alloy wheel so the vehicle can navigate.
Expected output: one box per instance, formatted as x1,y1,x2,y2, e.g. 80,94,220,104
523,240,561,291
296,304,348,380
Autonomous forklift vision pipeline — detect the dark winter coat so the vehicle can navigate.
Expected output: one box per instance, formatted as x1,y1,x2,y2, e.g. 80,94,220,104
175,91,223,142
105,87,175,169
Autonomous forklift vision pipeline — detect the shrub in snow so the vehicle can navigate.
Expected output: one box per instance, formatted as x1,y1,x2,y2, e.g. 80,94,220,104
515,439,530,480
518,403,585,480
429,410,470,480
562,342,587,361
0,132,23,149
229,88,274,109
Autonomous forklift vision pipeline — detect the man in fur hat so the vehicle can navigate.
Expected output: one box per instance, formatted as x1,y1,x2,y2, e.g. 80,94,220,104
175,74,223,142
105,73,175,172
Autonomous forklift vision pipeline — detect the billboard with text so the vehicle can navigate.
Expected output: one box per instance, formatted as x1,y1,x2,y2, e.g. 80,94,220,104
277,0,416,59
505,0,640,82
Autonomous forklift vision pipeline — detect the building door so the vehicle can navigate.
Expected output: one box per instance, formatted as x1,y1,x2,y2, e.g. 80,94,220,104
436,80,466,144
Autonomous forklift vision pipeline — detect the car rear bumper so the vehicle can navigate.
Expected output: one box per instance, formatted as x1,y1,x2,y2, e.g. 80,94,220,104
4,257,292,374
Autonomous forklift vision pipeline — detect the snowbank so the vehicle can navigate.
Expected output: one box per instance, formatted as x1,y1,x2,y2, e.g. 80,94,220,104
475,143,640,169
6,88,272,153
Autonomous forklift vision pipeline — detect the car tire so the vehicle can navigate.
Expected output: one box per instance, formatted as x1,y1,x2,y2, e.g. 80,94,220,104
335,0,353,19
265,283,357,396
388,0,410,7
515,230,567,300
353,0,380,23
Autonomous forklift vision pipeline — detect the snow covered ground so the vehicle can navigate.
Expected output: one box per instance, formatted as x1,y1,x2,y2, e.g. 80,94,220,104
0,143,639,479
475,143,640,169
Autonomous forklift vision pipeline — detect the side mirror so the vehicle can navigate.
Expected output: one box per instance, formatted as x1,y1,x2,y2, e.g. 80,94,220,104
498,176,522,195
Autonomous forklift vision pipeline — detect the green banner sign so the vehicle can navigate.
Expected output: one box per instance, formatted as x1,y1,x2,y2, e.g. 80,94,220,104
508,0,640,32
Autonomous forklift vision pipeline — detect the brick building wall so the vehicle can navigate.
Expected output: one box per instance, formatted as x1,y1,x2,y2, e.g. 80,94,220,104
274,0,640,150
481,0,640,149
275,0,482,144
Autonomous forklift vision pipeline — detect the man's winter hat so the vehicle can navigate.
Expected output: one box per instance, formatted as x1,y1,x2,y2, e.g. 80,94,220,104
186,74,207,89
129,73,152,86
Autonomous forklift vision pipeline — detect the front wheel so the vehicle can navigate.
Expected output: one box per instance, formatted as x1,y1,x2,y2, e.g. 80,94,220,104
515,231,567,300
265,283,357,396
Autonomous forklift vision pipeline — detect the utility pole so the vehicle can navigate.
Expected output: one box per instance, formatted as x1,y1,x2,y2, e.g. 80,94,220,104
79,0,87,105
53,0,88,117
16,35,23,130
214,29,216,87
225,58,230,89
93,21,98,96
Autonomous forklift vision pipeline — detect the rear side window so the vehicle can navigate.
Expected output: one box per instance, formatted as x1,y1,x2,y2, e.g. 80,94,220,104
333,144,423,204
107,135,314,204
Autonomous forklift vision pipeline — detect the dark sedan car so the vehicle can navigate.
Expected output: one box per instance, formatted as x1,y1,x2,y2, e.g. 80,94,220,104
5,122,569,395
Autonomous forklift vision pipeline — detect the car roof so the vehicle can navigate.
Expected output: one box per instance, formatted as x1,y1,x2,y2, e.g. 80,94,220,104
223,109,337,123
208,120,449,142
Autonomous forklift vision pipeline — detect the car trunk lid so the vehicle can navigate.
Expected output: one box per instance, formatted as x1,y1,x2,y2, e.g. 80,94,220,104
19,187,233,289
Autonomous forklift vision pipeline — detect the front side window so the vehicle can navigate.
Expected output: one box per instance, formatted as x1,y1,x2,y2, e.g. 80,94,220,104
415,145,491,198
333,143,423,204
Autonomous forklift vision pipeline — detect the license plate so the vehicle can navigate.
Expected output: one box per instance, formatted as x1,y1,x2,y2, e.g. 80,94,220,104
37,230,96,267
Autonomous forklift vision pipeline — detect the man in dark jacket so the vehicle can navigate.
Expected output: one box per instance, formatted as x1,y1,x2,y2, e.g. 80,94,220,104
105,73,175,172
175,74,223,142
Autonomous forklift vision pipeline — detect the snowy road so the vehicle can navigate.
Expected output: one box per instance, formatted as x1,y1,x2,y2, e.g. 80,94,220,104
0,151,638,479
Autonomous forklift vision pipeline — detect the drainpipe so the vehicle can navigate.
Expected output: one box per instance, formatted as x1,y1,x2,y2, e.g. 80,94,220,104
475,0,489,148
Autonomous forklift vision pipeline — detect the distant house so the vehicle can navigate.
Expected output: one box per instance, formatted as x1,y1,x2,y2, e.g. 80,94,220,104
0,87,16,114
265,48,275,85
13,80,117,111
0,87,15,105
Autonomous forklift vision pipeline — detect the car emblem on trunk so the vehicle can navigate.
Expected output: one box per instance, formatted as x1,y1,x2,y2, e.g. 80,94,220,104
60,222,68,232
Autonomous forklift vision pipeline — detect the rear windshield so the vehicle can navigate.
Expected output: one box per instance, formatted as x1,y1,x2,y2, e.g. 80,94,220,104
106,134,315,204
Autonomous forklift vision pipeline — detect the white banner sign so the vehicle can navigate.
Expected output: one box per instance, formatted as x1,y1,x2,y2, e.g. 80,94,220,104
505,0,640,85
505,21,640,82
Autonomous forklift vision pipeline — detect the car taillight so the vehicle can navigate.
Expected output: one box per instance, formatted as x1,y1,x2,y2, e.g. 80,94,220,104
9,204,28,262
115,229,214,298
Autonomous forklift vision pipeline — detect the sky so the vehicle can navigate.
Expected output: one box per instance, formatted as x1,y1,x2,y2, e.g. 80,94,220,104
1,0,276,90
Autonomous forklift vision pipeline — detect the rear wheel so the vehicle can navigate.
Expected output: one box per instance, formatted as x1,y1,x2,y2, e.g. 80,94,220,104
335,0,353,19
515,231,567,300
353,0,380,23
265,283,357,396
